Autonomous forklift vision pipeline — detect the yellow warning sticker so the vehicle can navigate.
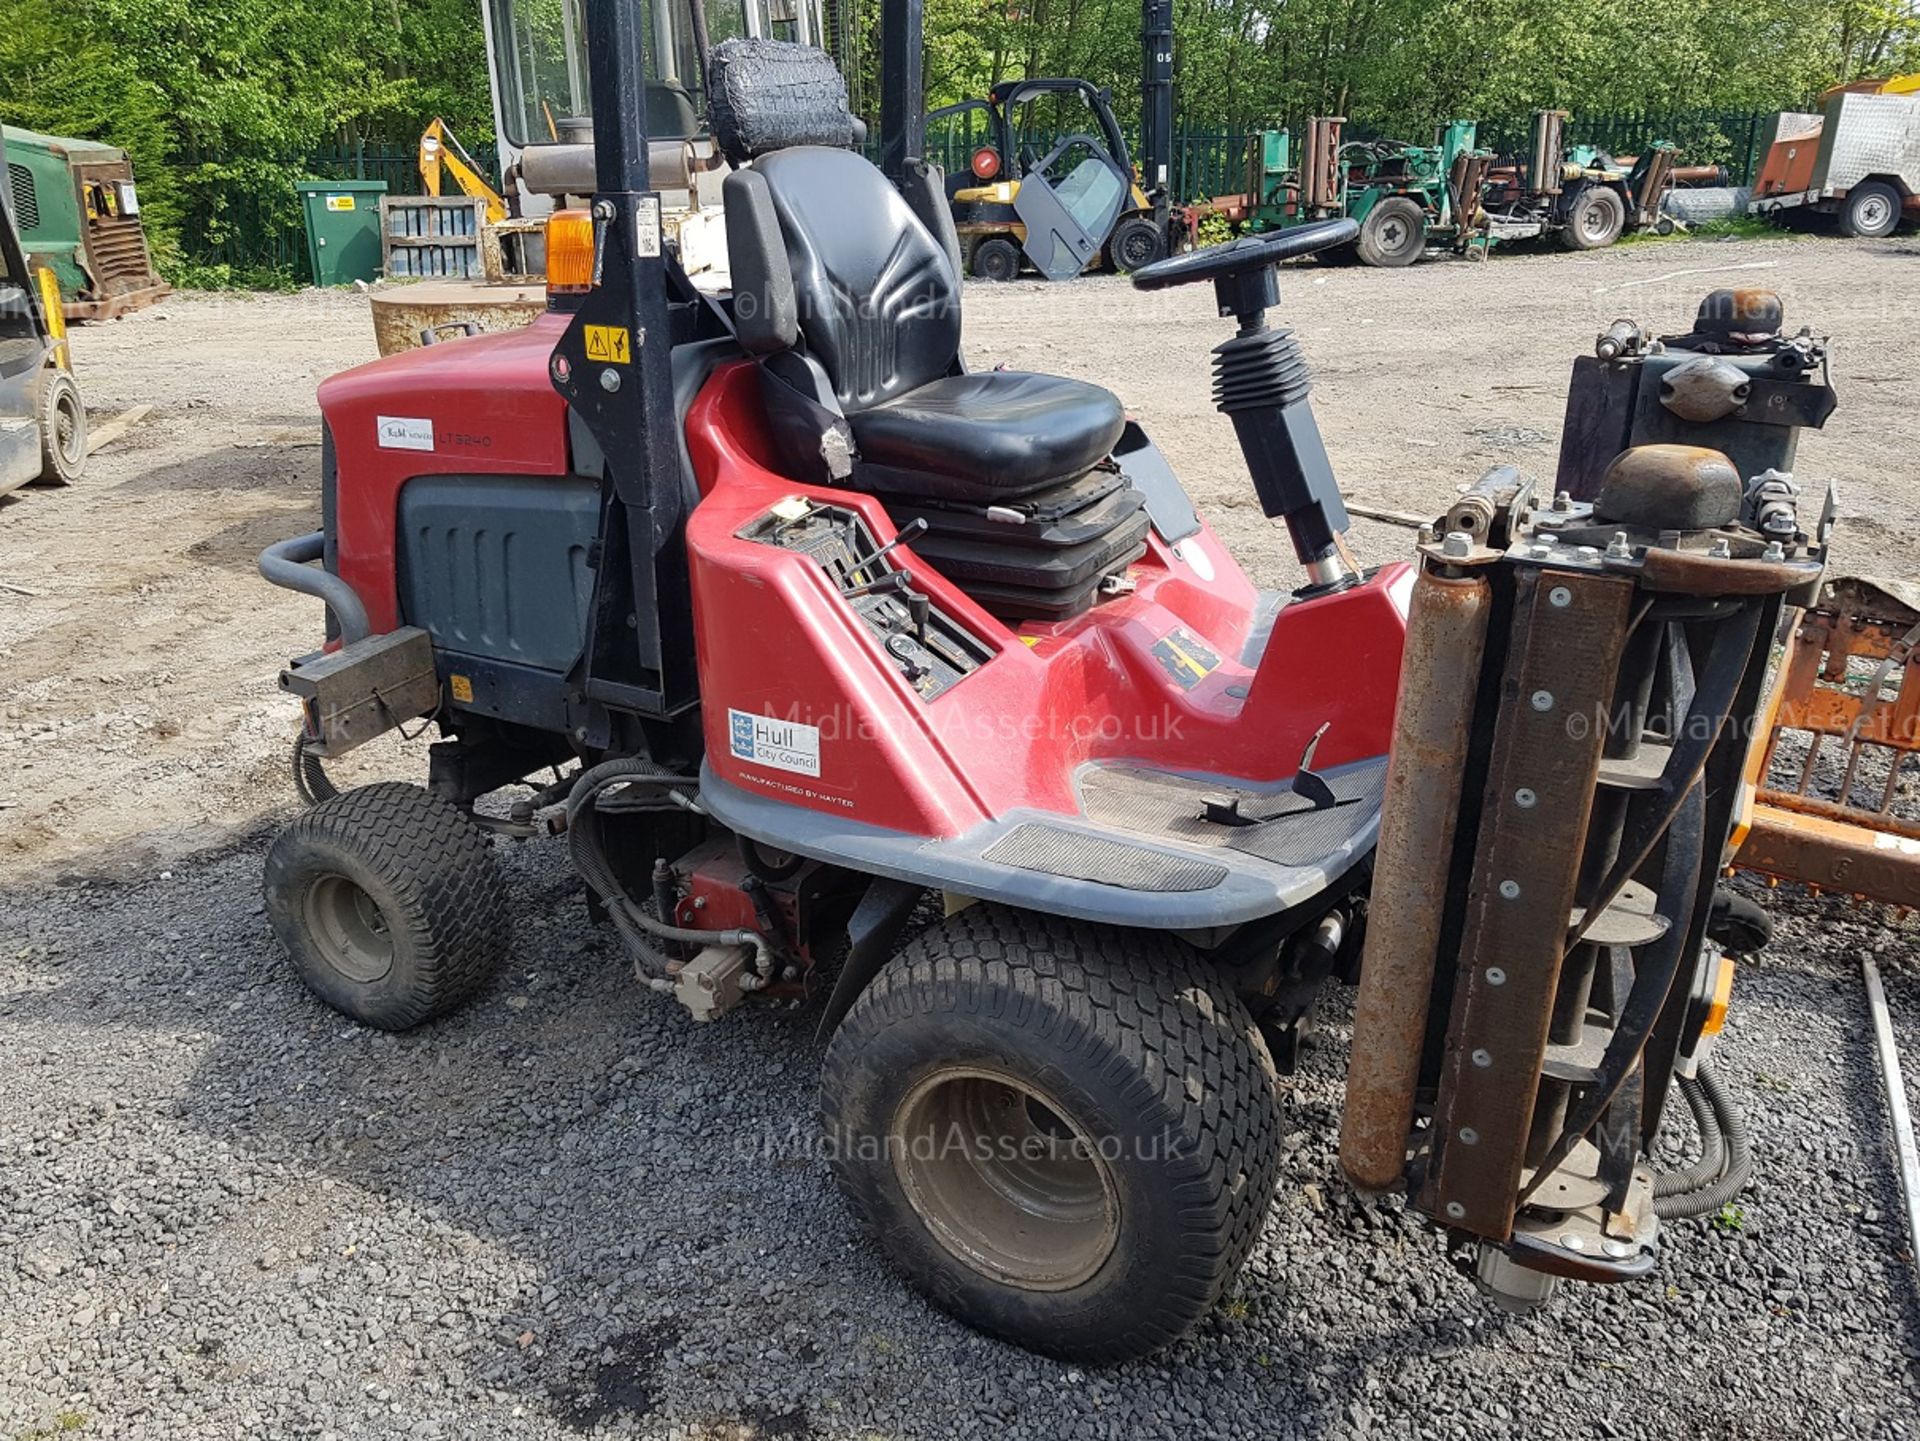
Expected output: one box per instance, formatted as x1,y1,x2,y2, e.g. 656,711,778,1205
1150,628,1222,690
449,674,474,703
325,195,355,212
584,324,631,364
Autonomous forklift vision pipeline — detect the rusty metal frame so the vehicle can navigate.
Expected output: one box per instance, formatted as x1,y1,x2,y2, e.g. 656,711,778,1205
1421,566,1635,1239
1736,577,1920,907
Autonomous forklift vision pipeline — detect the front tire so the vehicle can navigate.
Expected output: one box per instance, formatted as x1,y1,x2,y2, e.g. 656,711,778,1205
264,782,508,1030
1107,215,1165,272
1839,180,1901,239
36,369,86,485
1560,185,1627,250
820,906,1281,1362
1357,196,1427,267
971,237,1022,282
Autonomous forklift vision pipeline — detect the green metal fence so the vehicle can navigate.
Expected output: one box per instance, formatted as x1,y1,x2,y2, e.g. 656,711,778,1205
178,108,1773,282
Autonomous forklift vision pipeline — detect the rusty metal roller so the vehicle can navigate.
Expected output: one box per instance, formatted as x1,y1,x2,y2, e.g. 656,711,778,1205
1340,558,1491,1191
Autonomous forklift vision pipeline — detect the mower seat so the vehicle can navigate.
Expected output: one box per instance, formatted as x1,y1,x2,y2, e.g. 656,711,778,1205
849,371,1127,502
707,38,1143,619
724,145,1125,502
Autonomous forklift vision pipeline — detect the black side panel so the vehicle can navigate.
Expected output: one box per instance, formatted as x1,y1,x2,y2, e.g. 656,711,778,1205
1114,422,1200,542
1553,356,1639,501
396,474,600,672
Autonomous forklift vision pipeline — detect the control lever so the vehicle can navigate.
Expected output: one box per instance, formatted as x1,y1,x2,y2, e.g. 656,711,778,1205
850,517,929,585
1202,722,1352,827
904,588,931,643
1289,722,1340,810
840,570,914,602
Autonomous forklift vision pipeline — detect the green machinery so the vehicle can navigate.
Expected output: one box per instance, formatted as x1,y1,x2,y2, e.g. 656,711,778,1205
1210,111,1676,268
1213,117,1489,267
2,125,168,319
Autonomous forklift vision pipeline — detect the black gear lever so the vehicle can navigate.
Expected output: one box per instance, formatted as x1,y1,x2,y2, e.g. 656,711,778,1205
1132,220,1361,591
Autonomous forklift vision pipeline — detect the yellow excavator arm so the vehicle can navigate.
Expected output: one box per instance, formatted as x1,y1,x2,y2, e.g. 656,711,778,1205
418,118,508,226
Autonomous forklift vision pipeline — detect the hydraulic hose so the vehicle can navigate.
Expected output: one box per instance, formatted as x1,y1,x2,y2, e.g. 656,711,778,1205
1653,1064,1753,1219
563,760,774,982
1654,1068,1724,1198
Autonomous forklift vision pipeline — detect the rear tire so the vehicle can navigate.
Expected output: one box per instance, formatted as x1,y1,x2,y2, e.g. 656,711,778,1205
264,782,508,1030
1839,180,1901,238
971,237,1022,282
1356,197,1427,267
819,905,1281,1362
1107,215,1165,272
1560,185,1627,250
35,369,86,485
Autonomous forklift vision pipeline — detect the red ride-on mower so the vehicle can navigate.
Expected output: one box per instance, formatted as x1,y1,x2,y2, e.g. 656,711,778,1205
258,2,1832,1361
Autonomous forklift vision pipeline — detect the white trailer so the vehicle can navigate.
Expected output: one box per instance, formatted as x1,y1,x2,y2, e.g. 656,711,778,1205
1750,87,1920,238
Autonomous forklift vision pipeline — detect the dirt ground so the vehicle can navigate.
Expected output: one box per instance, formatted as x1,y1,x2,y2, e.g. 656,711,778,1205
1,230,1917,880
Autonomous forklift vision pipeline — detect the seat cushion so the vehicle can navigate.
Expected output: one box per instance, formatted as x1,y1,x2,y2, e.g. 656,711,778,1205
848,371,1126,502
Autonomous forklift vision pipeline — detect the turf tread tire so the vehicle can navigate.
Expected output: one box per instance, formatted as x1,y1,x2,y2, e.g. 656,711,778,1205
1356,196,1426,268
819,905,1281,1362
1560,185,1627,250
264,782,508,1031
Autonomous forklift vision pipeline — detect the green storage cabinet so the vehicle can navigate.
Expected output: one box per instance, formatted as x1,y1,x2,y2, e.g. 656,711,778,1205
296,179,389,286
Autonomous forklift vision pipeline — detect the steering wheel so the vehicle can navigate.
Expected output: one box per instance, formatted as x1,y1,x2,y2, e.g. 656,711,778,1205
1130,218,1359,291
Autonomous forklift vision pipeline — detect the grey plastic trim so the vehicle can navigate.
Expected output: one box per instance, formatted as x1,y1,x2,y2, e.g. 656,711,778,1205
698,761,1377,929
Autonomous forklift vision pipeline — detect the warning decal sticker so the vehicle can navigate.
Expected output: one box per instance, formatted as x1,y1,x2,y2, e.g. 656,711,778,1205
584,325,631,364
1150,628,1222,691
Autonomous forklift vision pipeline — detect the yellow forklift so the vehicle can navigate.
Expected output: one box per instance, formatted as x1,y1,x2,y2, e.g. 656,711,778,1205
926,0,1185,278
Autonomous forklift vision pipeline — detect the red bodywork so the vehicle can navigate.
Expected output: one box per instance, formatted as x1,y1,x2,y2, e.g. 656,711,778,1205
319,324,1411,843
321,313,574,636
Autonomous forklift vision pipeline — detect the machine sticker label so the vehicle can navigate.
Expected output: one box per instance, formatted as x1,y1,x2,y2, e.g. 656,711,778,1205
449,674,474,703
635,196,662,258
1151,628,1222,691
584,324,632,364
325,194,356,212
376,415,435,451
729,709,821,777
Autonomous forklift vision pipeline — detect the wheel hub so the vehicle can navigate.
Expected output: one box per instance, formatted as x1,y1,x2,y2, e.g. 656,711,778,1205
55,396,82,463
890,1066,1119,1290
302,874,395,983
1860,195,1891,229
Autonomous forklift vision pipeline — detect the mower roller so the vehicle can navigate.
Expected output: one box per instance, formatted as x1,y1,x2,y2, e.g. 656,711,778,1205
258,0,1838,1361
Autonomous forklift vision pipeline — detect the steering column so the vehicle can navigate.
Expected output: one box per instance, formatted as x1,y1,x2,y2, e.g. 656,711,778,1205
1132,219,1362,591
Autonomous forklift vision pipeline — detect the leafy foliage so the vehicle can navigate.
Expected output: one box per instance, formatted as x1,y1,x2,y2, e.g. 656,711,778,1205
4,0,1916,288
2,0,492,283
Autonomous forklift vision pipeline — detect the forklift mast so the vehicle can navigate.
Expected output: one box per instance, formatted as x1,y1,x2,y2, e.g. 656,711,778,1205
877,0,924,183
1139,0,1174,199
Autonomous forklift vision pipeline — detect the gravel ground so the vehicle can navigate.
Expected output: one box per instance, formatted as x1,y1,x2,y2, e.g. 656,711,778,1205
2,838,1917,1440
4,234,1920,1438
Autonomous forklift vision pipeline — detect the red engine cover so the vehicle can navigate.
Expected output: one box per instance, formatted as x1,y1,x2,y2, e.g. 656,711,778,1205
319,313,574,635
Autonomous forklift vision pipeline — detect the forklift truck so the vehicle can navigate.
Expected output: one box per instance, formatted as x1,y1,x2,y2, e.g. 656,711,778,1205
257,0,1837,1361
0,128,86,498
925,0,1184,278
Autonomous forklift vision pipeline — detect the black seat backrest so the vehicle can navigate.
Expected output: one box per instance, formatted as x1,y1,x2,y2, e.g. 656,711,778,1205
726,148,959,413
